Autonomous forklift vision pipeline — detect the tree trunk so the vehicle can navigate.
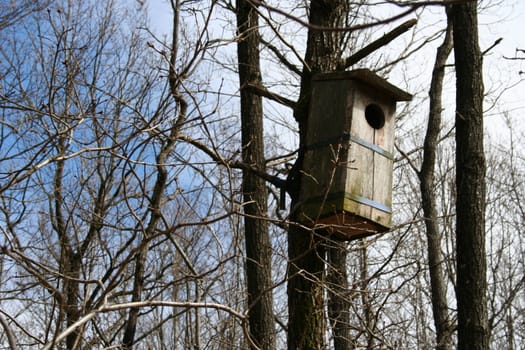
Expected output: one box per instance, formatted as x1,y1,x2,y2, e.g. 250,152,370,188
236,1,276,349
449,2,489,349
327,241,352,349
360,245,374,350
122,56,183,347
287,1,348,349
122,140,173,349
419,13,454,350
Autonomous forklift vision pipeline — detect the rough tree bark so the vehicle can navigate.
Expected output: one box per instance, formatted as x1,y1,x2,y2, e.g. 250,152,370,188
287,1,348,349
236,1,276,349
327,240,351,349
419,13,454,350
449,2,489,349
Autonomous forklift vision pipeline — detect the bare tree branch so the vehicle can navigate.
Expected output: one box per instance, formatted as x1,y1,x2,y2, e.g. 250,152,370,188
248,0,448,33
43,300,249,350
243,82,297,109
178,134,287,189
0,313,17,350
260,38,303,76
482,37,502,55
342,18,418,69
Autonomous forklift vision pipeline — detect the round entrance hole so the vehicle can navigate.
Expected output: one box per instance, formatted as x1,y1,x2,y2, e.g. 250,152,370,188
365,104,385,129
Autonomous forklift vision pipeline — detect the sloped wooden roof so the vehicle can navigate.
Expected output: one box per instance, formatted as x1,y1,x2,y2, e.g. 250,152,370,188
313,69,413,102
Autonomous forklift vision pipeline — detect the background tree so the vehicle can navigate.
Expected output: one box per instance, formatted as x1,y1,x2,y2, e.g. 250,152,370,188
450,2,489,349
0,1,245,348
236,0,276,349
419,10,454,350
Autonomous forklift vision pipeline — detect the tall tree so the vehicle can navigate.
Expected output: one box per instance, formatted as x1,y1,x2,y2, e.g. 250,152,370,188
236,0,276,349
449,2,489,349
287,1,348,349
419,12,454,350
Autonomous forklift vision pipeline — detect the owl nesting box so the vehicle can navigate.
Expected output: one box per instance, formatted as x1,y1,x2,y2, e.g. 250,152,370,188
298,69,412,240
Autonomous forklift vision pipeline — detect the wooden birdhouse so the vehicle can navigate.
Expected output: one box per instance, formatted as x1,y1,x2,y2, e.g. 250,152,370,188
298,69,412,240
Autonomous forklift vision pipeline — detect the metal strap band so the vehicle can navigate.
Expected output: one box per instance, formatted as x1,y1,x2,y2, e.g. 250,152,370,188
305,133,394,160
346,193,392,213
347,134,394,160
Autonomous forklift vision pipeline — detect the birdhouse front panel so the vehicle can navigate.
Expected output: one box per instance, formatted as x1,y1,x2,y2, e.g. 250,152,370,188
298,70,411,240
346,83,396,230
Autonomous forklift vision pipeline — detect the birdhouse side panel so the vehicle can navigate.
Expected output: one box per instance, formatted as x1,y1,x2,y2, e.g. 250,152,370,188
300,80,355,221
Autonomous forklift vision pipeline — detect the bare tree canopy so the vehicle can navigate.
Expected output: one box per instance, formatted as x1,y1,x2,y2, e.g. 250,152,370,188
0,0,524,349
